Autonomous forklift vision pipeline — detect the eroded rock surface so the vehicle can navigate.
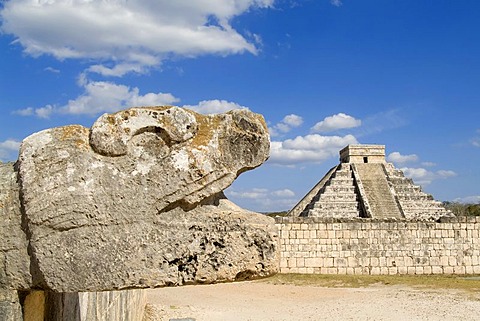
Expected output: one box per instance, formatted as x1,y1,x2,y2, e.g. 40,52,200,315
29,196,277,292
19,107,269,228
0,290,23,321
0,106,277,293
0,163,32,290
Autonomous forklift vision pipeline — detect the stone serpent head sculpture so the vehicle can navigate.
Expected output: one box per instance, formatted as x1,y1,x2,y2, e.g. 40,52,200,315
1,106,278,292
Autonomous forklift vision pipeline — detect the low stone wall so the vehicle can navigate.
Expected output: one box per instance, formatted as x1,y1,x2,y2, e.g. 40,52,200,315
275,216,480,275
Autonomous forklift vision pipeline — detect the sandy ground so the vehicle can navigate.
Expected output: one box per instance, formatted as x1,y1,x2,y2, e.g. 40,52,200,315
144,281,480,321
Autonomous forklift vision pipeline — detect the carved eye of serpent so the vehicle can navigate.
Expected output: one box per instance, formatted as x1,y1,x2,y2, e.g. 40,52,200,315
89,107,198,157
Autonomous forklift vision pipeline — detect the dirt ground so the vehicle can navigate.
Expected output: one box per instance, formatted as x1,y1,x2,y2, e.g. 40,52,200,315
144,280,480,321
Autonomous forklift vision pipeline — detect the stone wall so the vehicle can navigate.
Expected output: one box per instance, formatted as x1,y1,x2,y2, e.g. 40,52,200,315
276,216,480,275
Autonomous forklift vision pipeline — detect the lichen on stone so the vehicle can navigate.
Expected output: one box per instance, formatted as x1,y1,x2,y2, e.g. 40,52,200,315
0,105,276,293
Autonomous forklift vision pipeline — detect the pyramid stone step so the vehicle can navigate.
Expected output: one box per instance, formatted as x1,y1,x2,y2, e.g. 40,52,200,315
325,186,356,193
332,170,352,178
387,170,405,177
404,208,449,213
328,178,354,186
319,194,357,202
403,210,450,219
397,194,434,201
392,185,422,193
388,177,414,185
400,205,446,211
406,205,448,210
313,201,358,210
308,209,359,218
353,163,403,219
399,200,444,207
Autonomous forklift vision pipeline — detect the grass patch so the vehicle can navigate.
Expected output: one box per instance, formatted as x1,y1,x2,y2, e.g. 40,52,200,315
260,273,480,292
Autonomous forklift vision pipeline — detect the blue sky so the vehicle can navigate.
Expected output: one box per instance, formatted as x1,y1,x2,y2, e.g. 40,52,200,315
1,0,479,211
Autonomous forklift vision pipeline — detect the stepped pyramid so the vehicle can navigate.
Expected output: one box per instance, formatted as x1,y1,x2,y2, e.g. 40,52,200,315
289,144,453,220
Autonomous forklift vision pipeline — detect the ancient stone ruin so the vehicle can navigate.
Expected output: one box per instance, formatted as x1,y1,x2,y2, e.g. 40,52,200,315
289,144,452,220
275,144,480,277
0,106,278,320
4,110,478,319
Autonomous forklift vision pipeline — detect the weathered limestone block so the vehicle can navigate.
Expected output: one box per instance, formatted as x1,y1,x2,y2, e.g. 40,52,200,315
0,163,32,290
19,107,269,231
15,106,276,292
0,290,23,321
43,289,146,321
21,196,277,292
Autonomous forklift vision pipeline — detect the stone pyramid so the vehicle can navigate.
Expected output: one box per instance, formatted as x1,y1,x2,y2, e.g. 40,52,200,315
289,144,453,220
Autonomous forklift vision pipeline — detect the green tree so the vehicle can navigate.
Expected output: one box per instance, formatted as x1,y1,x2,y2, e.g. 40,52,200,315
443,202,480,216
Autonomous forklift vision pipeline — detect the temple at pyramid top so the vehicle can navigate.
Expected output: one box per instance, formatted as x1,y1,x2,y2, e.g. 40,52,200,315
289,144,452,220
339,144,386,164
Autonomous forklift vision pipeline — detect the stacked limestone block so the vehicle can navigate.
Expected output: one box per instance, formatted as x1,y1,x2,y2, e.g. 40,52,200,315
277,216,480,275
384,163,453,220
302,164,360,218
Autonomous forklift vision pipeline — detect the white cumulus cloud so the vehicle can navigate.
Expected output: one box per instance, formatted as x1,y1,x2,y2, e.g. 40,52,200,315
311,113,361,133
283,114,303,127
0,139,21,162
15,79,179,118
271,189,295,197
401,167,457,186
225,186,297,212
387,152,419,164
269,134,358,165
0,139,21,151
227,188,269,199
183,100,249,115
269,114,303,137
14,78,250,118
1,0,274,76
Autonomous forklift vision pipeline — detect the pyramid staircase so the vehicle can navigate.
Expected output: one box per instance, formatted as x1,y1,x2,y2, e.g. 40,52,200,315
289,144,452,220
352,163,403,219
300,163,361,218
383,163,452,220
